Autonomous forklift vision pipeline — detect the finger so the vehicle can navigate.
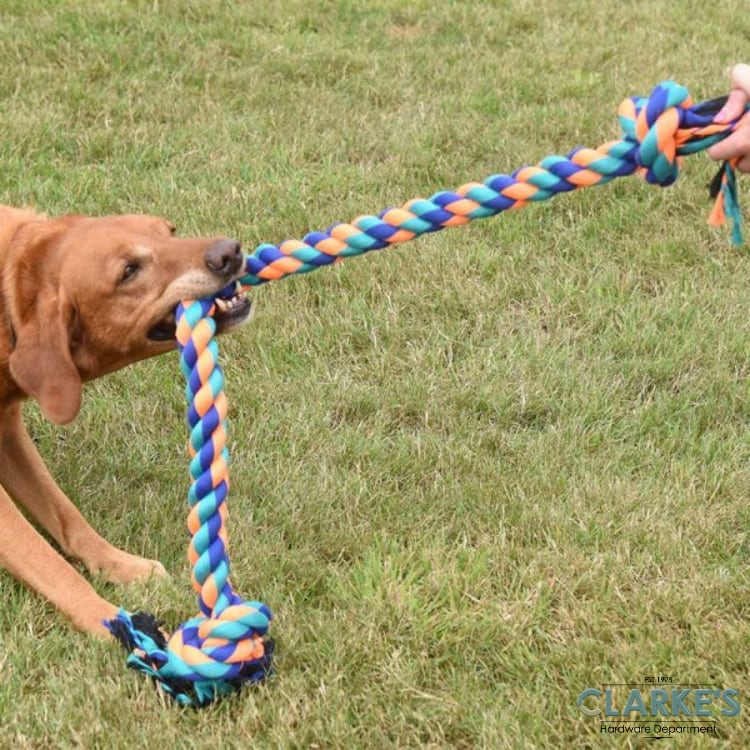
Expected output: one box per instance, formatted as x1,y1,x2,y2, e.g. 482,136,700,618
708,125,750,161
730,63,750,94
714,89,748,123
714,64,750,122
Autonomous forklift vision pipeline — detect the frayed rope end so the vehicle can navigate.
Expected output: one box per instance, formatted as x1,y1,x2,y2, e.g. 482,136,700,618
708,159,743,245
105,609,274,708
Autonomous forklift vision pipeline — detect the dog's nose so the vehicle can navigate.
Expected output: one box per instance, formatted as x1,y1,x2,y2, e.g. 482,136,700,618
205,238,243,278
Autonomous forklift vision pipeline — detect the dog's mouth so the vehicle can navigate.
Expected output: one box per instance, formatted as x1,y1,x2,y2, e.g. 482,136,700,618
147,284,253,342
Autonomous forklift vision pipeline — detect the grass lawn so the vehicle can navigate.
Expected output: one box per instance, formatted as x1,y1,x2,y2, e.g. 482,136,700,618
1,1,749,747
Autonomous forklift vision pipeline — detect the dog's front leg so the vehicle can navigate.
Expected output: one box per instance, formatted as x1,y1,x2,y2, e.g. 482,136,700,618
0,404,166,584
0,481,118,634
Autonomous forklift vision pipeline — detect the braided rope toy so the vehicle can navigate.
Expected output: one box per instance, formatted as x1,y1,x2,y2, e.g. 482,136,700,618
106,81,747,706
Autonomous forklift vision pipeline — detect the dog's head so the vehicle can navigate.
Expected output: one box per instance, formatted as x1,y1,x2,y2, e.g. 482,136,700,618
4,213,252,425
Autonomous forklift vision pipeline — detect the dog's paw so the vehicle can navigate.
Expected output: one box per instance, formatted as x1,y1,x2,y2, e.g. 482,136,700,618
70,598,120,637
91,549,169,585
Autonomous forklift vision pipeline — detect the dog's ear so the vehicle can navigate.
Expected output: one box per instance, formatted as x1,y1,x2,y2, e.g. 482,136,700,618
7,220,82,425
10,292,81,425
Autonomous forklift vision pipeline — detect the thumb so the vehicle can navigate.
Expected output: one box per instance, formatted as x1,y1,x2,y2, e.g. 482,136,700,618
715,89,748,124
730,63,750,95
715,64,750,122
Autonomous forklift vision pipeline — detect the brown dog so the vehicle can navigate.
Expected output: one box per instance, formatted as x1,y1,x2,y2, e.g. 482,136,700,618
0,206,252,635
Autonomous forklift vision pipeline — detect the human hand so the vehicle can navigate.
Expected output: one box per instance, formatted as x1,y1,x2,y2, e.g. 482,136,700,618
707,64,750,172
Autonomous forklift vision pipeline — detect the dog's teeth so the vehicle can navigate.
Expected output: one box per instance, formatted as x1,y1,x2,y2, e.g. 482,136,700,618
214,293,247,317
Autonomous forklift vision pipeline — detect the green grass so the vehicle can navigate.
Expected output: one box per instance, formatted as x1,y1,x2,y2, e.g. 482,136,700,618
1,0,749,746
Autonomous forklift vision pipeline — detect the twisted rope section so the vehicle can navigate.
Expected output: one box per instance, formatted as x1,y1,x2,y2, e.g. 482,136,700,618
107,299,272,707
238,82,748,289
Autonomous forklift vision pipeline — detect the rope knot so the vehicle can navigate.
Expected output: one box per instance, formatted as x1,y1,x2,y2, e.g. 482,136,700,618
618,81,693,186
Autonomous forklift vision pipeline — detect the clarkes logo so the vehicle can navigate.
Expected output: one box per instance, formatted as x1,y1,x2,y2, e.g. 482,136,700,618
577,676,740,739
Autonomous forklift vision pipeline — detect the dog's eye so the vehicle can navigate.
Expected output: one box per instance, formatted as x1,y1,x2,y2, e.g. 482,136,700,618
120,261,140,283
